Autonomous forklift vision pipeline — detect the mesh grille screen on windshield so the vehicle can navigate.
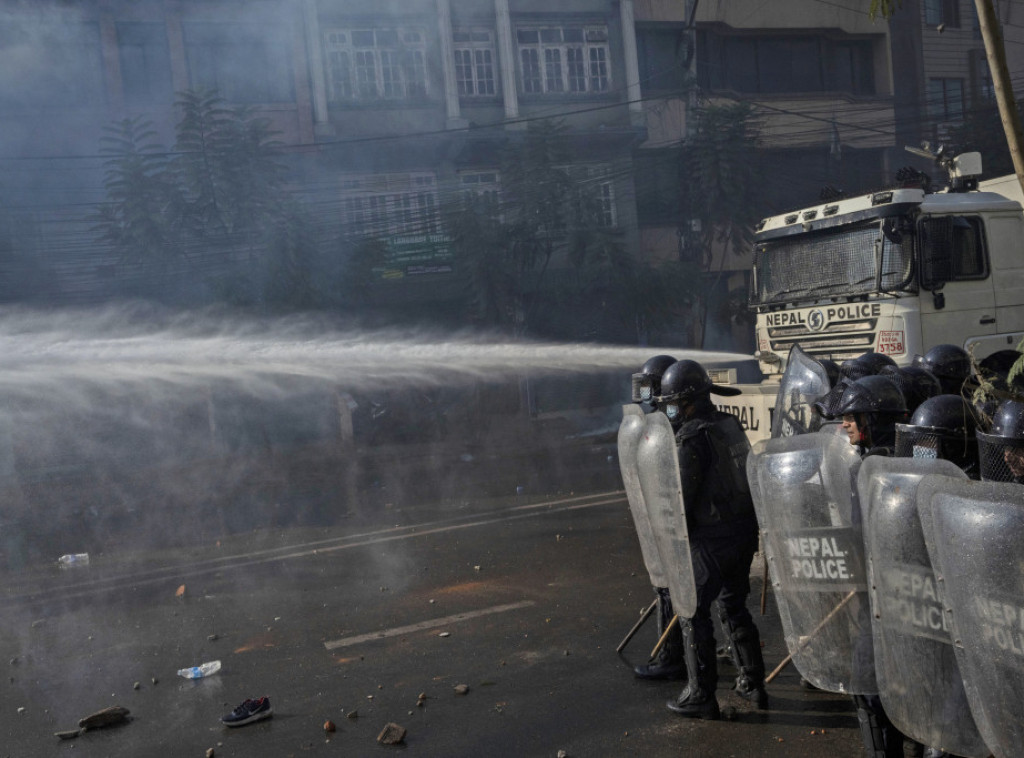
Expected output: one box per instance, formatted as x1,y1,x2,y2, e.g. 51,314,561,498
753,223,912,306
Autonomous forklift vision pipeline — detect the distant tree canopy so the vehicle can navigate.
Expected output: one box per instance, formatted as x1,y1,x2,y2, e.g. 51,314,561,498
92,89,316,309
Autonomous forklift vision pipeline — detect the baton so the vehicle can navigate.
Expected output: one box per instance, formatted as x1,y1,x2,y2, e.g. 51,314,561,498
764,589,857,684
760,550,769,616
616,598,658,654
649,614,679,660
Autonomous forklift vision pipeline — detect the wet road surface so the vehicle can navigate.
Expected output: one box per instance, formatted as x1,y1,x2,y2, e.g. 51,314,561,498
1,489,864,757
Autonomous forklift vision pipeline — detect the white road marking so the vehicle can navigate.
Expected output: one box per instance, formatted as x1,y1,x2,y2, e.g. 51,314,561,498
324,600,536,650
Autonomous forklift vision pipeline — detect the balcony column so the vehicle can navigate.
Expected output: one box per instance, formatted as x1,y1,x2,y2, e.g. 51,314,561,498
437,0,467,128
619,0,644,126
303,0,334,137
494,0,520,123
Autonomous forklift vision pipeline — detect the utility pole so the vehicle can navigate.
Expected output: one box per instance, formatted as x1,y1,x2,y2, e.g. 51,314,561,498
975,0,1024,195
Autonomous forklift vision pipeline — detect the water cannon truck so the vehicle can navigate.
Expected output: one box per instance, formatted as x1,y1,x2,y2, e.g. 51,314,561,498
708,148,1024,444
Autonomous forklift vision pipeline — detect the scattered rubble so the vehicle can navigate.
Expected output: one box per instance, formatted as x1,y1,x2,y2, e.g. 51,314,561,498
323,720,336,733
76,705,131,731
376,722,406,745
453,684,470,696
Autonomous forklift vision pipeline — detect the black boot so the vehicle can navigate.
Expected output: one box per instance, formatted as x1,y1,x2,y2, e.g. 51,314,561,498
634,588,687,681
853,695,905,758
666,621,720,720
729,623,769,709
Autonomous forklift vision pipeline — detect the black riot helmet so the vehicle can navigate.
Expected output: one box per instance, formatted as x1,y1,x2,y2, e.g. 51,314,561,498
656,359,740,425
895,394,979,475
812,377,850,420
835,375,908,416
818,359,841,387
835,375,907,450
853,351,898,375
838,356,875,382
977,398,1024,482
977,349,1024,394
879,365,942,416
912,344,971,394
631,354,676,404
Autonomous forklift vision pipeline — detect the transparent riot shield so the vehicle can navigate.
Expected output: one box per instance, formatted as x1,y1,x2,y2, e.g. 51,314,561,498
617,405,667,589
858,457,988,758
747,431,872,693
919,479,1024,758
770,345,832,439
635,411,696,619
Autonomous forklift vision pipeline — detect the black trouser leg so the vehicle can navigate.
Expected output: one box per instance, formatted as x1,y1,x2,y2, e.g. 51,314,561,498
666,618,720,719
633,587,686,680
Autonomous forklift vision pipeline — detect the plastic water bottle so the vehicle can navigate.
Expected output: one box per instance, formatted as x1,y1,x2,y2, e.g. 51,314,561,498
57,553,90,568
177,660,222,679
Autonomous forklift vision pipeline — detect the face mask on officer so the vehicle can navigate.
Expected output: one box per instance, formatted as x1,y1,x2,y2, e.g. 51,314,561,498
665,403,681,422
640,383,653,402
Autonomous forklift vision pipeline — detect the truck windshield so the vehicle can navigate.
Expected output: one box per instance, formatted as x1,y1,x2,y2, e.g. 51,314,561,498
750,221,914,307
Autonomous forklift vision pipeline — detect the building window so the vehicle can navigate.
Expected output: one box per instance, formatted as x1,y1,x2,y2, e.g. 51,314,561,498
928,77,964,121
459,172,501,217
698,31,875,96
117,22,173,105
324,28,429,101
184,23,294,103
515,26,611,95
453,29,497,96
338,174,439,236
569,166,616,228
924,0,960,28
596,180,616,227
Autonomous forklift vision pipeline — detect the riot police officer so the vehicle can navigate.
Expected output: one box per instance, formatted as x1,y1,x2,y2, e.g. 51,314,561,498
893,394,981,758
834,375,920,758
912,344,972,396
834,375,908,455
656,360,767,719
895,395,979,478
813,353,895,421
632,354,676,408
629,354,687,681
977,398,1024,483
879,366,942,417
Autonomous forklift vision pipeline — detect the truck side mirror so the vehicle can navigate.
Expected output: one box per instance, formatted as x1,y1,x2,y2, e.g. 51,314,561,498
919,216,953,290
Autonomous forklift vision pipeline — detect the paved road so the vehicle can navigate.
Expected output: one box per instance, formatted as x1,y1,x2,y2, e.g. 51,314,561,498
0,488,865,757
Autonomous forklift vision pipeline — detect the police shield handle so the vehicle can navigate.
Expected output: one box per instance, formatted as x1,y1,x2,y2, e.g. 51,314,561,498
648,614,679,660
764,589,857,684
616,598,658,654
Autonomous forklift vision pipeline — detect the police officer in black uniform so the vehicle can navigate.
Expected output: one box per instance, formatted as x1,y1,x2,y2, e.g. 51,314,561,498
912,344,972,396
630,354,687,681
895,394,979,477
656,359,768,719
834,375,923,758
894,395,980,758
978,398,1024,484
834,375,907,455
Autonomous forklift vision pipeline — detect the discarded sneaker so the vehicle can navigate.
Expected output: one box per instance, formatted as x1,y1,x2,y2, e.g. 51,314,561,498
221,697,273,727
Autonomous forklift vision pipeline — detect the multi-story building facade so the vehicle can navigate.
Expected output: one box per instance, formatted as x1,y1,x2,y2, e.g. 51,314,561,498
0,0,646,336
0,0,1020,348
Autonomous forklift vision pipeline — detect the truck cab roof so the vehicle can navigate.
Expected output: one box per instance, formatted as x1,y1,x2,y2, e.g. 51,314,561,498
756,187,1022,243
